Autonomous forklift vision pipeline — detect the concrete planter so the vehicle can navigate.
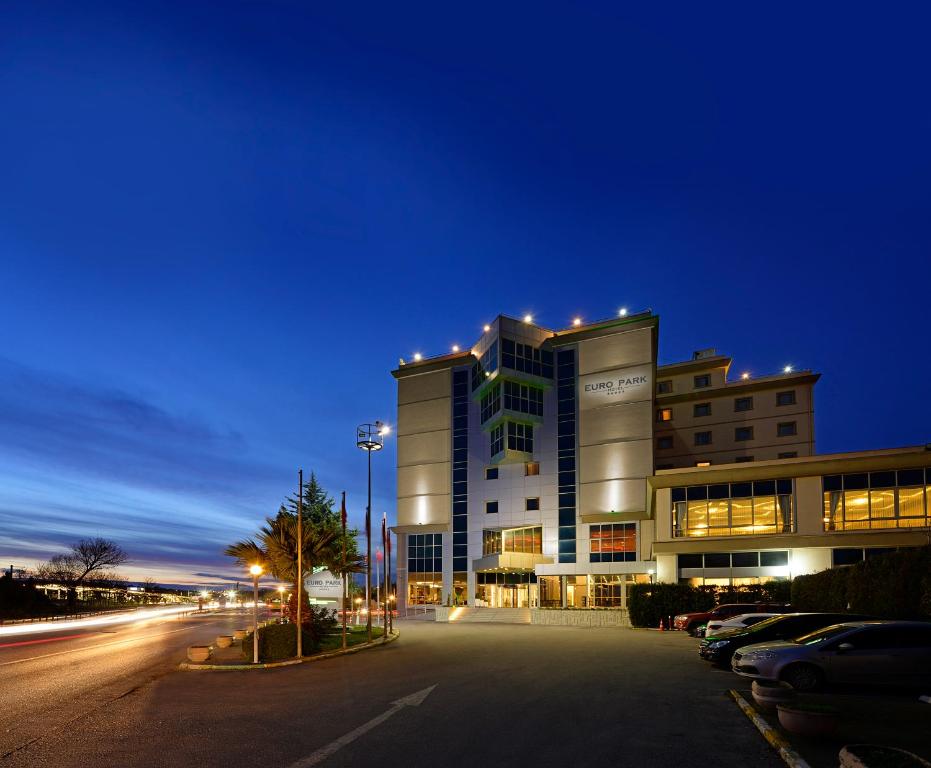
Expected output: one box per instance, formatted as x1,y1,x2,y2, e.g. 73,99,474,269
215,635,234,648
751,680,796,711
233,629,248,641
776,704,839,736
187,645,211,663
839,745,931,768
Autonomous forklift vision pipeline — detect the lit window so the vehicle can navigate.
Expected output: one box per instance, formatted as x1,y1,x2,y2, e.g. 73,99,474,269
656,408,673,422
696,461,711,467
525,462,540,476
589,523,636,562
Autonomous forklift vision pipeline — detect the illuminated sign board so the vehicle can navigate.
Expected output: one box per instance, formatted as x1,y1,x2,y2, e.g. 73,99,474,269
578,364,652,410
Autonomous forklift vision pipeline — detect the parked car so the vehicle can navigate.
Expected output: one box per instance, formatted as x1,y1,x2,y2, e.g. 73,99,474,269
704,613,780,637
674,603,790,636
698,612,873,665
731,621,931,691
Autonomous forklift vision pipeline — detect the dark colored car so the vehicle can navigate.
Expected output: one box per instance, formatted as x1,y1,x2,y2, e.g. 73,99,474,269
674,602,790,635
698,613,873,665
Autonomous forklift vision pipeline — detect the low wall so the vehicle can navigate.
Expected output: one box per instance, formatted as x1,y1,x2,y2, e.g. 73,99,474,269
530,609,631,628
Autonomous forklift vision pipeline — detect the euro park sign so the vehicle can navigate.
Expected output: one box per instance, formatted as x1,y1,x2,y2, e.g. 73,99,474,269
578,364,652,410
304,569,343,600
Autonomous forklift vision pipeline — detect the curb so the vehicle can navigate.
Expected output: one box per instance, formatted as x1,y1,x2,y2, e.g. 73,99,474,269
728,690,811,768
180,630,400,671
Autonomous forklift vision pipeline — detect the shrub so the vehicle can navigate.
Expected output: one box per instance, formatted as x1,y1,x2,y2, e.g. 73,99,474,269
241,605,337,661
791,546,931,619
629,583,715,628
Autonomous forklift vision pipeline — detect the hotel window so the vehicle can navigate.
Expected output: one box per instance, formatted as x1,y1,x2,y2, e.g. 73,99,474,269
694,431,712,446
822,469,930,532
777,421,797,437
501,338,554,379
507,421,533,453
470,340,499,391
502,526,543,554
590,523,636,562
482,529,502,556
735,426,754,441
657,436,673,450
778,452,797,459
485,500,499,514
694,403,712,417
525,497,540,511
503,380,544,417
525,461,540,476
485,467,499,480
407,533,442,575
694,374,711,389
480,382,501,424
671,479,794,538
696,461,711,467
490,424,504,458
776,390,797,406
735,456,754,463
657,380,673,394
734,396,753,412
656,408,673,422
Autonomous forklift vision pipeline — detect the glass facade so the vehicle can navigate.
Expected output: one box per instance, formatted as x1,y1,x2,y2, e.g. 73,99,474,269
503,380,544,417
823,469,931,531
589,523,636,562
672,480,794,537
408,533,442,575
490,424,504,457
556,348,577,563
506,421,533,453
501,337,554,378
470,339,499,391
503,526,543,554
451,369,469,576
480,383,500,424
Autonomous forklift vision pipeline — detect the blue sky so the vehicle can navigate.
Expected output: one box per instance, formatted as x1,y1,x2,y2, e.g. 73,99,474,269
2,2,930,584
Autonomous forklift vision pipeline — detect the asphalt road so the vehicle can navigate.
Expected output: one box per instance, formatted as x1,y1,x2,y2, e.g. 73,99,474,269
0,607,256,761
2,619,780,768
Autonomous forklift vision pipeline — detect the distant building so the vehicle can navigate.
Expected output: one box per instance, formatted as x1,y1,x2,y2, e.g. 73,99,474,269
390,311,930,611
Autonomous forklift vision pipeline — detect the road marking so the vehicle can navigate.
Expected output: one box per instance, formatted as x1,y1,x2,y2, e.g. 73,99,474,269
0,622,221,667
0,633,90,649
286,685,437,768
729,689,811,768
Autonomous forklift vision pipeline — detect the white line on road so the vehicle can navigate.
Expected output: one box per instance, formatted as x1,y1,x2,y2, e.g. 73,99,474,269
0,622,221,667
286,685,437,768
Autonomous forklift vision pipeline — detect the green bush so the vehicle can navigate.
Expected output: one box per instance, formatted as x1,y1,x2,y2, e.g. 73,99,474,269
242,606,338,661
791,546,931,619
628,581,793,628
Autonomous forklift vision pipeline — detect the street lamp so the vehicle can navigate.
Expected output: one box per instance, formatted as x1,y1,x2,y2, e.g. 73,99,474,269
357,421,388,642
249,564,263,664
278,585,285,621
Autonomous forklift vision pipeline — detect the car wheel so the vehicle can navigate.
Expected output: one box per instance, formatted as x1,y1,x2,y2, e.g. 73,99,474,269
780,663,823,692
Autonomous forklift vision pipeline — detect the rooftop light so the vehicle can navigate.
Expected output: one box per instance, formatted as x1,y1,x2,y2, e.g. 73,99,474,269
523,314,533,324
783,365,793,373
452,344,460,352
483,324,491,332
573,317,582,326
618,308,628,317
413,353,423,362
741,372,750,380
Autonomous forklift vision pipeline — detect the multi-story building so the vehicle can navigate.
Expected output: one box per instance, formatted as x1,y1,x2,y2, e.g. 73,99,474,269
393,312,659,611
391,310,930,609
653,350,818,469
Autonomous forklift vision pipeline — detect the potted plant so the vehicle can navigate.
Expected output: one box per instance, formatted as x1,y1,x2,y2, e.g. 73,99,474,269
776,702,839,736
839,745,931,768
186,645,211,663
215,635,234,648
233,629,247,641
751,680,796,711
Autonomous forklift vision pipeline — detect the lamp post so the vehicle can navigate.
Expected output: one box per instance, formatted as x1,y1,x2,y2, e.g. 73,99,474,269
278,585,285,621
249,564,263,664
356,422,388,643
355,596,362,626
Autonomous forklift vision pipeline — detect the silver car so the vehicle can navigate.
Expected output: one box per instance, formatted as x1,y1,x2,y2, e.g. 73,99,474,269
731,621,931,691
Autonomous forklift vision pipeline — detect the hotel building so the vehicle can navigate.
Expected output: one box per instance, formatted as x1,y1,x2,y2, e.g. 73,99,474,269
392,312,931,611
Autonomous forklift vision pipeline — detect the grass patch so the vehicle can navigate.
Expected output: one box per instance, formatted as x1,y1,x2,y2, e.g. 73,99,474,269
318,625,385,652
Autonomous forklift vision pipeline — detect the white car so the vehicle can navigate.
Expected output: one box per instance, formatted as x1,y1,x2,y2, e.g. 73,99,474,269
704,613,781,637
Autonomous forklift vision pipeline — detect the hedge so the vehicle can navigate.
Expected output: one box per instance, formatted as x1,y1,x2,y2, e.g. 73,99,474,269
791,546,931,619
242,605,337,661
628,580,792,628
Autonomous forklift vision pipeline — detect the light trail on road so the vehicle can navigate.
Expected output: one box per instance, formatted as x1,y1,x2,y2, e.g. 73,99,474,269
0,604,199,638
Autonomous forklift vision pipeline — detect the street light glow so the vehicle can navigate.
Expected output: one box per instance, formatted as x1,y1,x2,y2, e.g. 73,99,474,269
573,317,581,326
249,564,263,577
619,308,628,317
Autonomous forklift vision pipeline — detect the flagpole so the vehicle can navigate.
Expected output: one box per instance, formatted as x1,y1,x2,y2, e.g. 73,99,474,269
297,469,303,659
386,523,393,635
382,513,388,639
341,491,347,651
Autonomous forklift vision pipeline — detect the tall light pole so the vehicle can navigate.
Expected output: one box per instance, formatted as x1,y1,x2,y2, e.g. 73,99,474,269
297,469,303,658
249,564,263,664
357,422,388,642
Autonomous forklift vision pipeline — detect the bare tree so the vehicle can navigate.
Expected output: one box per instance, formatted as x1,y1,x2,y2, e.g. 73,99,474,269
37,538,129,609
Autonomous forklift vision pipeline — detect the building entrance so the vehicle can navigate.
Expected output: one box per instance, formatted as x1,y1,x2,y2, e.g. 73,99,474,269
478,581,538,607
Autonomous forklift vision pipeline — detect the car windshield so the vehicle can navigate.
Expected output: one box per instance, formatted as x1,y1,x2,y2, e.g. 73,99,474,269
793,624,852,645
